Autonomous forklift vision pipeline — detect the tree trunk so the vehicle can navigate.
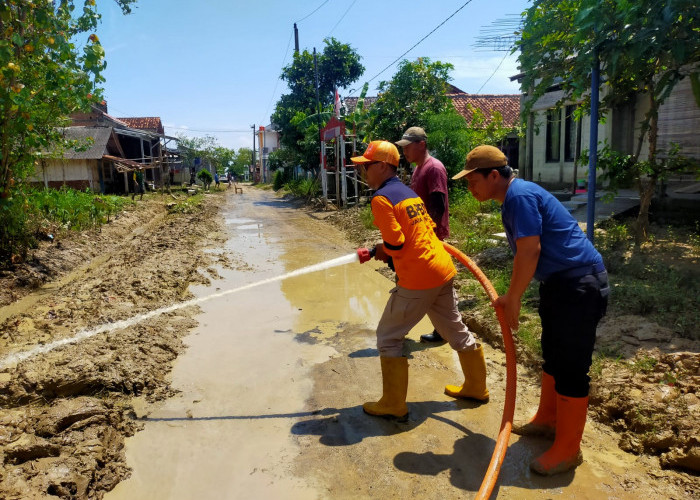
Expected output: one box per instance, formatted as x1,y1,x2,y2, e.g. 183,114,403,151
633,89,660,245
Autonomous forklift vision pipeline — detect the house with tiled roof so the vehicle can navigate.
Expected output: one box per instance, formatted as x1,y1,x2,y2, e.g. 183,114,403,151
447,85,520,128
447,85,521,169
116,117,165,135
31,104,169,194
343,86,521,168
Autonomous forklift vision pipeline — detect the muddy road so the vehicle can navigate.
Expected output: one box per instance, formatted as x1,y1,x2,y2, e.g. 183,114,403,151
0,187,696,499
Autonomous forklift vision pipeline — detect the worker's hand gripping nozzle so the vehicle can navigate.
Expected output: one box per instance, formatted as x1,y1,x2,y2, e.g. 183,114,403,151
357,246,376,264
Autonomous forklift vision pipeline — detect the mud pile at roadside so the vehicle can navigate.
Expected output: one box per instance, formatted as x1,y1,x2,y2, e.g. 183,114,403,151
0,193,228,499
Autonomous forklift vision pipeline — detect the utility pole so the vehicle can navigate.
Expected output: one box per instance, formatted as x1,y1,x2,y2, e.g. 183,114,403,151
251,124,256,182
586,52,600,243
294,23,299,54
313,48,322,178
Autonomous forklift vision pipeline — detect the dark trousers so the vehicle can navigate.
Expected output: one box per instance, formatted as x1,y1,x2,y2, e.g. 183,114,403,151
539,270,609,398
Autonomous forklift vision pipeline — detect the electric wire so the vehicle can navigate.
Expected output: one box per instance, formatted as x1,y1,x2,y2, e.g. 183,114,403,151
328,0,357,36
260,31,294,126
476,50,510,93
295,0,330,23
364,0,475,86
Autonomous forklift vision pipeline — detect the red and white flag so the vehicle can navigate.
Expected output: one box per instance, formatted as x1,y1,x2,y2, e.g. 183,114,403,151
334,88,341,118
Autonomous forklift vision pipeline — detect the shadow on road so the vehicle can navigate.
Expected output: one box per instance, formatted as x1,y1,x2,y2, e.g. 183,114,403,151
143,400,574,494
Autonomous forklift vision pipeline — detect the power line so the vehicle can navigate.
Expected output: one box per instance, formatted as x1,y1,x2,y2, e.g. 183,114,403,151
296,0,330,23
476,50,510,93
260,30,294,126
364,0,475,85
328,0,357,36
165,126,253,133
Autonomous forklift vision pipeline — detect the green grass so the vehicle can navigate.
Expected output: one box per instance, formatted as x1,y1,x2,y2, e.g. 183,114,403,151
283,178,320,200
632,354,658,373
359,204,374,230
597,220,700,340
167,193,205,214
1,186,130,264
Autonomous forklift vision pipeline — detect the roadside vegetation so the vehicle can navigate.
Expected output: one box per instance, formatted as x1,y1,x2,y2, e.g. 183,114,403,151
0,187,129,264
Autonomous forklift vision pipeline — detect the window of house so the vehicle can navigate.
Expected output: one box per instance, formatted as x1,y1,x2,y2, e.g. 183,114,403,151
546,108,561,162
564,105,580,162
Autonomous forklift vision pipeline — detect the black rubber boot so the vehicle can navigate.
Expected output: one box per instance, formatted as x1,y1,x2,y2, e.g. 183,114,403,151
420,329,444,343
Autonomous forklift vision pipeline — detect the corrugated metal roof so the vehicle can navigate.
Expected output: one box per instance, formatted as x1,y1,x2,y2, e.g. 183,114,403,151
54,127,113,160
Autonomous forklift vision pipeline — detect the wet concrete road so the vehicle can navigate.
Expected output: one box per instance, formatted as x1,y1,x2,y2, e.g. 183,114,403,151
106,189,663,500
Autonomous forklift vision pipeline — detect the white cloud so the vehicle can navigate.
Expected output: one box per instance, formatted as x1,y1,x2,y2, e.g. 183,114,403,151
449,54,522,94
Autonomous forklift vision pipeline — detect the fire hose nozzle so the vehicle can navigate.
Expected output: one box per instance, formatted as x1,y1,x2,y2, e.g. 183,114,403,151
357,246,376,264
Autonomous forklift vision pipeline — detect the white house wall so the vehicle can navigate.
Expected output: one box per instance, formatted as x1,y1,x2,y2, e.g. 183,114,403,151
530,108,612,185
526,78,700,185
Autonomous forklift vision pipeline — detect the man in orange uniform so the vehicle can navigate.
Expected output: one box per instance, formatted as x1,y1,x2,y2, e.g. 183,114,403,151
351,140,489,421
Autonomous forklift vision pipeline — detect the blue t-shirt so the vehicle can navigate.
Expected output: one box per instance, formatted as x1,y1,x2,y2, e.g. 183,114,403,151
501,178,603,281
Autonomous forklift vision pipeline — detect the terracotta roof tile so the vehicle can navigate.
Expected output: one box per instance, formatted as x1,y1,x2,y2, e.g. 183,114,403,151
448,93,521,129
117,117,164,134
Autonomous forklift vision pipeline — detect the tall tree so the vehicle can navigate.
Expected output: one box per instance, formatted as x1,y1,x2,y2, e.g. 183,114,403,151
231,147,253,177
518,0,700,243
0,0,136,198
425,106,516,180
367,58,453,142
271,37,363,174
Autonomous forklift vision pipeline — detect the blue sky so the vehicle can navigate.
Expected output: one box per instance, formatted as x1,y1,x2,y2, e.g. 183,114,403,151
95,0,530,150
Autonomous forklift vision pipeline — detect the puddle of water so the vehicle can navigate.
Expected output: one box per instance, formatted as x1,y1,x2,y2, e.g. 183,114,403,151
106,191,418,499
224,218,256,225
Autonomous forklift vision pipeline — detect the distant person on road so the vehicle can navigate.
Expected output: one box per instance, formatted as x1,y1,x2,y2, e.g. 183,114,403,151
214,172,220,188
132,166,145,201
351,140,489,422
396,126,450,344
452,145,609,476
226,171,232,189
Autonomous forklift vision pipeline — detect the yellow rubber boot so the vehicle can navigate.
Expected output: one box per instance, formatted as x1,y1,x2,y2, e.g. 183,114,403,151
444,344,489,401
530,395,588,475
363,356,409,421
513,371,556,438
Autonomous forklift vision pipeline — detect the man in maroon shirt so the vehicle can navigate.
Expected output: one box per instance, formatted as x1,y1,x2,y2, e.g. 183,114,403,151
396,126,450,343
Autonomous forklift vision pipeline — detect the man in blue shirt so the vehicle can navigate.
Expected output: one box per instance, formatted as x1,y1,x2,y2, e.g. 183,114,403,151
453,145,609,476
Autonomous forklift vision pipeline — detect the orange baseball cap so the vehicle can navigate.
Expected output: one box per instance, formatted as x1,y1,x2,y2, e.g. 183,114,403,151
350,140,400,167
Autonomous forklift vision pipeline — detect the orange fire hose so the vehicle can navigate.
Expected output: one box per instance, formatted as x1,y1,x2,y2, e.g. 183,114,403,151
443,242,516,500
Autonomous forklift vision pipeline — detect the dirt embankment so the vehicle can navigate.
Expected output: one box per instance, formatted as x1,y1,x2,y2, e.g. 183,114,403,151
323,204,700,482
0,193,228,499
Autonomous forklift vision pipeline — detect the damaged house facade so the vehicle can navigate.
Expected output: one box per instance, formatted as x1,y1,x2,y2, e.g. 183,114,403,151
31,104,179,194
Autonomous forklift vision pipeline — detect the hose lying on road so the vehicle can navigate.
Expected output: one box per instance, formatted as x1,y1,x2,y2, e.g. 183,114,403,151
443,242,516,500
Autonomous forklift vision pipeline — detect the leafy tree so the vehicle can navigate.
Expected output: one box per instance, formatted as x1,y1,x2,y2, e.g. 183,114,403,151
425,106,517,180
0,0,136,199
176,134,238,176
176,134,217,168
271,37,363,174
0,0,135,263
231,147,252,177
196,168,212,190
517,0,700,243
367,58,453,142
344,82,372,143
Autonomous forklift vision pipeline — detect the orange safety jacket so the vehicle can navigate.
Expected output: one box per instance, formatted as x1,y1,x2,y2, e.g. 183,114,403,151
371,176,455,290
